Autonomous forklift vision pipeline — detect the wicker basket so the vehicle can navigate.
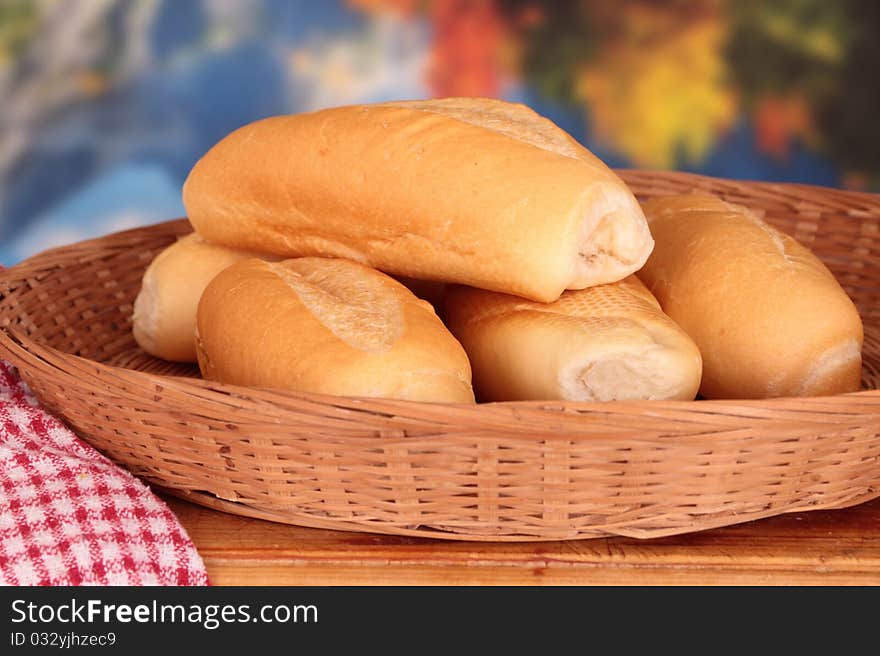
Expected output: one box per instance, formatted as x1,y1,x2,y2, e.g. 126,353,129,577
2,169,880,541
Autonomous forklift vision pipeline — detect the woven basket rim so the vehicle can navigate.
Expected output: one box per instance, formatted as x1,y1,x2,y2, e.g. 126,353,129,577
3,324,880,432
617,168,880,202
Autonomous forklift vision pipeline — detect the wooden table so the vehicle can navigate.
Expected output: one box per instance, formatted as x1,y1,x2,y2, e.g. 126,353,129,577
162,495,880,585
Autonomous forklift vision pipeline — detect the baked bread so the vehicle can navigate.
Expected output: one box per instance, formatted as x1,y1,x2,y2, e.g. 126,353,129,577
195,257,475,403
442,276,702,402
132,233,275,362
638,193,863,399
183,97,653,302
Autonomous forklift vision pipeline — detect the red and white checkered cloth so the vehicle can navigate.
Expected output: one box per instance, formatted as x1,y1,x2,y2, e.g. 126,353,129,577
0,360,209,585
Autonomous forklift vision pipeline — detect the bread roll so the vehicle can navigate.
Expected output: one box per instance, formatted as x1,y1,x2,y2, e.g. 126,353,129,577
195,257,475,403
133,233,276,362
442,276,702,402
638,194,863,399
183,97,653,303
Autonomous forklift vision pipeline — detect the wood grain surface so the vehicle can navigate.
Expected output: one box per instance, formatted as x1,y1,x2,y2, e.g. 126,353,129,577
163,495,880,585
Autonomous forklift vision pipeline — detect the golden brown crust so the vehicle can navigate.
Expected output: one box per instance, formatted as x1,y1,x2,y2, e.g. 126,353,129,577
132,233,276,362
195,257,475,403
443,276,702,402
638,193,864,399
183,98,653,302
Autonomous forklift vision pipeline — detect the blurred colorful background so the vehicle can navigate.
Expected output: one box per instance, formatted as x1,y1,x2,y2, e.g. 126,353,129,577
1,0,878,264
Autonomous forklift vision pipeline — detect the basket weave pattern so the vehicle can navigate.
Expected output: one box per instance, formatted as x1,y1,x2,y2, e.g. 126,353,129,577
2,170,880,540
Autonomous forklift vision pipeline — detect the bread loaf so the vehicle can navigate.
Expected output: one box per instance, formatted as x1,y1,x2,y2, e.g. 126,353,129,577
195,257,475,403
638,194,863,399
443,276,702,402
183,97,653,303
132,233,276,362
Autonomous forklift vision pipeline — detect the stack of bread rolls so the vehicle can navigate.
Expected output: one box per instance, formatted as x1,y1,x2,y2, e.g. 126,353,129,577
133,98,863,403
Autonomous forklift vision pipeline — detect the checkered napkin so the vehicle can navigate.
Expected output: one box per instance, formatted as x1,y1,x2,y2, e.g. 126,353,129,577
0,360,209,585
